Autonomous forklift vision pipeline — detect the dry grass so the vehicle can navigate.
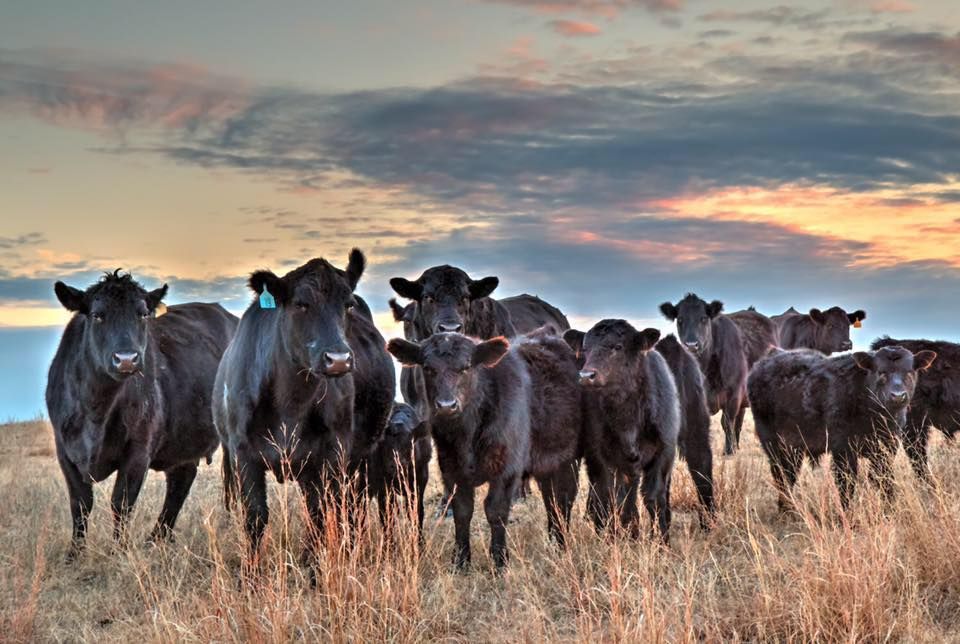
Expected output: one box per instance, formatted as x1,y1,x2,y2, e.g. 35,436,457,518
3,415,960,642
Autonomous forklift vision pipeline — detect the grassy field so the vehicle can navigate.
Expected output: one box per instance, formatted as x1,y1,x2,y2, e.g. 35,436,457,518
2,415,960,643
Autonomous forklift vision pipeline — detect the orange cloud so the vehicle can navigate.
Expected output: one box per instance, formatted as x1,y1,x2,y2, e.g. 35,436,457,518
550,19,603,37
869,0,916,13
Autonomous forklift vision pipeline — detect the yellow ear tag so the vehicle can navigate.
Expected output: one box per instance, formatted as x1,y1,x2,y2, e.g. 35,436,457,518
853,319,862,329
155,302,167,317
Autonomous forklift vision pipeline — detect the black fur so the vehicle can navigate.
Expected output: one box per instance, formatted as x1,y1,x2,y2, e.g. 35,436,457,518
565,320,679,541
749,346,936,509
386,330,581,570
871,337,960,481
660,293,748,455
500,294,571,334
213,251,395,559
47,271,237,558
774,306,866,355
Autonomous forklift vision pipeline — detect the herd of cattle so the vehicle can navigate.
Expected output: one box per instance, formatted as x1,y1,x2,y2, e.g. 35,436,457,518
43,250,959,571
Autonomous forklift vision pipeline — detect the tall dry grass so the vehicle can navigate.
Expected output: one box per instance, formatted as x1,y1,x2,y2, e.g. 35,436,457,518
2,415,960,642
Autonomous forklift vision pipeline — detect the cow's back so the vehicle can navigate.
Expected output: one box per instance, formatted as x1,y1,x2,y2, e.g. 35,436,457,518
501,295,571,335
729,309,780,368
150,303,238,466
515,333,582,475
466,297,516,338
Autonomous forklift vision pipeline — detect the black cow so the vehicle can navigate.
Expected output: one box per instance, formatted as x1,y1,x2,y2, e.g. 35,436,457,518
729,308,780,368
871,337,960,481
653,334,715,526
387,330,581,570
749,346,936,509
47,271,237,559
500,294,571,334
361,402,431,535
213,250,395,558
563,321,678,540
660,294,748,455
775,306,866,354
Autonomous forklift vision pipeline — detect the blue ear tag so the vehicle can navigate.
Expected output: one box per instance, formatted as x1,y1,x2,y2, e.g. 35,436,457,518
259,286,277,309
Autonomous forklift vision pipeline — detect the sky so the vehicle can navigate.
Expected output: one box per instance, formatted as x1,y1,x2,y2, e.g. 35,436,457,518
1,0,959,419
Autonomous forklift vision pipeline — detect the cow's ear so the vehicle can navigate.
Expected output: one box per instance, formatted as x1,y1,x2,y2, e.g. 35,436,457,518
386,338,423,366
848,309,866,325
388,298,408,322
249,270,289,305
631,327,661,352
473,336,510,367
468,276,499,300
563,329,585,353
852,351,875,371
390,277,423,301
412,419,429,440
54,281,87,313
345,248,365,291
913,350,937,371
706,300,724,319
146,284,168,311
809,308,826,324
659,302,678,321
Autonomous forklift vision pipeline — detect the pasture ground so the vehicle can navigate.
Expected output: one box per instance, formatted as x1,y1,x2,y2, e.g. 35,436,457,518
3,415,960,642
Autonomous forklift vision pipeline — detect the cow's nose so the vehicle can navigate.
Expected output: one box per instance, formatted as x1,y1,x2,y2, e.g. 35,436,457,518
891,391,908,404
435,398,460,413
684,341,700,352
322,351,353,376
112,351,140,373
579,369,597,384
625,449,641,464
841,340,853,350
438,322,463,333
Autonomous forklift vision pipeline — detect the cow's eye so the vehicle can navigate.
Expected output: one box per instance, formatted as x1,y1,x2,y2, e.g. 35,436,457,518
92,313,104,323
140,311,150,320
345,298,356,312
614,344,623,351
701,316,708,323
295,301,309,312
425,296,435,305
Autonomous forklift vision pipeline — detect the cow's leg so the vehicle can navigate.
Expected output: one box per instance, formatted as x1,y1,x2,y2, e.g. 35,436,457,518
451,483,475,570
902,414,932,483
683,435,715,528
721,394,742,456
222,448,239,512
297,469,332,574
830,447,859,510
866,435,898,504
58,452,94,562
110,454,150,544
617,475,642,539
585,455,614,533
239,458,269,554
484,475,517,570
732,402,748,454
149,462,198,542
537,460,579,548
763,441,804,513
641,452,673,543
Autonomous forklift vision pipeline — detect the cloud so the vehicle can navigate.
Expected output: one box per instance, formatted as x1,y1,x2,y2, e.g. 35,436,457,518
477,0,682,18
847,28,960,64
549,20,603,37
699,29,736,39
0,233,45,250
698,6,834,30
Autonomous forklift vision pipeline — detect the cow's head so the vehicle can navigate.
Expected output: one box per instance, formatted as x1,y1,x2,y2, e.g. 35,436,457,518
852,345,936,412
388,298,418,341
387,333,509,418
564,320,660,388
54,270,167,380
809,306,866,354
389,265,499,336
381,402,427,480
660,293,723,356
249,249,364,378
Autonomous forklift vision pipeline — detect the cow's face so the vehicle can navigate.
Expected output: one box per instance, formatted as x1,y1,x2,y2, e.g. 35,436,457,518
564,320,659,387
55,271,167,381
390,265,499,336
810,307,865,354
660,294,723,356
249,250,365,378
381,402,426,479
387,333,509,418
853,345,936,412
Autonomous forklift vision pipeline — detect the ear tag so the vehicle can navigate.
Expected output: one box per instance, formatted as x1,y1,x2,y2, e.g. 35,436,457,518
155,302,167,317
259,287,277,310
853,320,862,329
